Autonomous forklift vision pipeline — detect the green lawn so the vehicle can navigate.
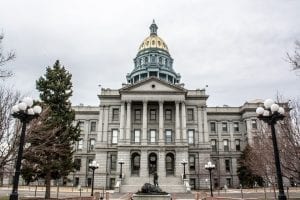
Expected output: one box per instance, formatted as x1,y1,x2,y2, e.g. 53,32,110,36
0,196,9,200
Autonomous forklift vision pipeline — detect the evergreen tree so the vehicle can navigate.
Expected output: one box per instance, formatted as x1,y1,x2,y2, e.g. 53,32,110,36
237,144,264,188
22,60,80,198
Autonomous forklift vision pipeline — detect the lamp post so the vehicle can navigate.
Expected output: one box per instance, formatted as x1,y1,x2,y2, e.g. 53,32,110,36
118,160,124,179
89,160,99,196
181,159,188,179
256,98,287,200
205,161,215,197
10,97,42,200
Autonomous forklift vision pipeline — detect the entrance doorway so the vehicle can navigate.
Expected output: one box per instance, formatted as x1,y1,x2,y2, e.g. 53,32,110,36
148,153,157,175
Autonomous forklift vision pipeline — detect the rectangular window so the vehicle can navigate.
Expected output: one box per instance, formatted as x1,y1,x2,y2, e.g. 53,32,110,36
211,139,217,151
188,130,194,144
210,122,216,132
222,122,228,132
187,108,194,121
225,159,231,172
223,139,229,151
134,129,141,143
233,122,239,132
150,109,156,121
78,121,84,131
150,129,156,143
74,158,81,171
165,130,173,144
165,109,172,120
77,139,83,150
189,155,195,171
112,129,118,144
112,108,119,121
89,139,95,151
90,121,97,132
135,109,141,121
226,178,232,187
190,178,196,190
235,139,241,151
251,119,257,129
111,154,117,170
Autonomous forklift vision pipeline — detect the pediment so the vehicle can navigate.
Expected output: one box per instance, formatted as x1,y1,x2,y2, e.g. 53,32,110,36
120,77,186,94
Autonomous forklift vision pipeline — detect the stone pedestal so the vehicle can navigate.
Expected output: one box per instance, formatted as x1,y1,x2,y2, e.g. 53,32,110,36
133,194,171,200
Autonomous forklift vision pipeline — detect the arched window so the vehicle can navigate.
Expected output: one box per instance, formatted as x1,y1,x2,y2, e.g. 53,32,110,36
152,40,155,45
159,57,162,64
148,153,157,175
166,153,175,175
131,153,140,175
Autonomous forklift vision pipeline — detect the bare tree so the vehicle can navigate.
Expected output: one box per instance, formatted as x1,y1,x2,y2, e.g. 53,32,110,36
246,98,300,187
277,98,300,182
0,86,21,185
0,34,15,78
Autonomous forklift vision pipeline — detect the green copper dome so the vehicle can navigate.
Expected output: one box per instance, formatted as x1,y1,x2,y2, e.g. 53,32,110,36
126,20,181,84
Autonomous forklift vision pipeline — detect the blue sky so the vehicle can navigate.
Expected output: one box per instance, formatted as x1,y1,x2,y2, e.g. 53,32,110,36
1,0,299,106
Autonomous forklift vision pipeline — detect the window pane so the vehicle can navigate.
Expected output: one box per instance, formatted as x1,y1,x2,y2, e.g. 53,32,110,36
235,139,241,151
252,119,257,129
188,130,194,144
222,122,228,132
150,130,156,143
210,122,216,132
187,109,194,121
134,130,140,143
224,139,229,151
135,109,141,121
189,155,195,170
150,109,156,120
90,121,96,132
78,139,83,150
165,130,172,143
112,109,119,121
233,122,239,132
89,139,95,151
211,139,217,151
165,109,172,120
111,155,117,170
112,130,118,144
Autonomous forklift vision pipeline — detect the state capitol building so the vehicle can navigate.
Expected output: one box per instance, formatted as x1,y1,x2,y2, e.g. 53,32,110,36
71,21,260,193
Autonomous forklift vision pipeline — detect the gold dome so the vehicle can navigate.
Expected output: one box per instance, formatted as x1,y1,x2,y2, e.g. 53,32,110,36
138,35,169,52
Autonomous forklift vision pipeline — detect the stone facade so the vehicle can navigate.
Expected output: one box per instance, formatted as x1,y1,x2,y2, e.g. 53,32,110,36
70,21,260,192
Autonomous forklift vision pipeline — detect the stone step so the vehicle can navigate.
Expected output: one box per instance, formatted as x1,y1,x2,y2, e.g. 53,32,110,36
120,184,187,193
125,176,182,185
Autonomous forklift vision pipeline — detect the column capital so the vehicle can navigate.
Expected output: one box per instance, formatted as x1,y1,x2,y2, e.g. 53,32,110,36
175,101,180,105
159,100,164,105
126,100,132,104
143,100,148,104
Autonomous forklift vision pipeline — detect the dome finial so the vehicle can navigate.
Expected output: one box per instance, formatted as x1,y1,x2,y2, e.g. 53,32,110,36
150,19,158,36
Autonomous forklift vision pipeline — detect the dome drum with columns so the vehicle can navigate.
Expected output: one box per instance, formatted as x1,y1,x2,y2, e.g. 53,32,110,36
127,20,181,84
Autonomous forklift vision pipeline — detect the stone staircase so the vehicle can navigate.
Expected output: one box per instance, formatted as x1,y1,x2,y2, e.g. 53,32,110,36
119,176,187,193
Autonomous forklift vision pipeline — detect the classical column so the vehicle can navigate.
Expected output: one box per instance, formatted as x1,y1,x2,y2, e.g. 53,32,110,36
142,101,148,145
97,106,104,143
202,106,209,143
119,101,125,144
175,101,180,143
181,102,187,142
103,106,109,143
126,101,131,143
197,106,204,143
159,101,164,144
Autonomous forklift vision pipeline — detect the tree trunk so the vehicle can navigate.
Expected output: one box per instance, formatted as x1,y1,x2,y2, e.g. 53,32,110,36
45,171,51,199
